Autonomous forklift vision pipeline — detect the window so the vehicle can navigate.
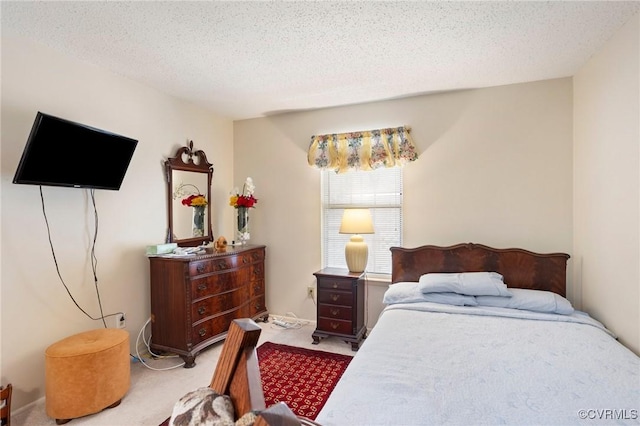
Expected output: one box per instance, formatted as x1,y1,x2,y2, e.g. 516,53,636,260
321,167,402,274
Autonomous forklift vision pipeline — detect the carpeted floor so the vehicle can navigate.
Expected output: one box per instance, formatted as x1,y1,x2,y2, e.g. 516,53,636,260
256,342,353,420
12,320,357,426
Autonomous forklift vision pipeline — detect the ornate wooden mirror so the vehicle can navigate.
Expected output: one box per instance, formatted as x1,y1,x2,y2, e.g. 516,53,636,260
165,140,214,246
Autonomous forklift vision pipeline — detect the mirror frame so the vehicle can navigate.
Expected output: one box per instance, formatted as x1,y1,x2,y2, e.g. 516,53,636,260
165,140,214,247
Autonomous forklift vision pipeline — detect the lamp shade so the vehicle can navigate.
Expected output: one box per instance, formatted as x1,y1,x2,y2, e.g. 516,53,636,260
339,209,374,235
339,209,374,273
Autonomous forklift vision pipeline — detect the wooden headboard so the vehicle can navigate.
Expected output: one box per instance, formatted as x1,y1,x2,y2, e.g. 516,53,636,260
390,243,570,297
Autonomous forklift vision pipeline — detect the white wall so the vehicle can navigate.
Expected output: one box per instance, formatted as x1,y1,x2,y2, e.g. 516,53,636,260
234,77,574,330
0,37,235,410
573,14,639,354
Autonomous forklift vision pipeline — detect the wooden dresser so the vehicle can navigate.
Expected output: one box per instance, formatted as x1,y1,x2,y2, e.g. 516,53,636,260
149,244,267,367
312,267,366,351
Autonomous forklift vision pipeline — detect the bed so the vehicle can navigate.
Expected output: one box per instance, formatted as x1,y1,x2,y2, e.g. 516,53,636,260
316,243,640,425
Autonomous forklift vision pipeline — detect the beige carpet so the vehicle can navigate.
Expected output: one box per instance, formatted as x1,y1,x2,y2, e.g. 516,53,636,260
13,319,356,426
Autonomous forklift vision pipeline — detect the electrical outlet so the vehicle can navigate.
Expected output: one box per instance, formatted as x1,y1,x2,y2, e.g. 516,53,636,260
116,313,126,329
307,286,314,298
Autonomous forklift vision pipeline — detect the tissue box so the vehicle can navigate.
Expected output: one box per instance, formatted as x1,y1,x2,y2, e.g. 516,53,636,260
146,243,178,255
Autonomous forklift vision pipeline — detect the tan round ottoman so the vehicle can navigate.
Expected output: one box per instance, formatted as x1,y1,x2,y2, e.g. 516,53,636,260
45,328,130,424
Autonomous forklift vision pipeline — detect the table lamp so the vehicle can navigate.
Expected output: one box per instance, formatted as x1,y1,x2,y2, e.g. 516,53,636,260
339,208,374,273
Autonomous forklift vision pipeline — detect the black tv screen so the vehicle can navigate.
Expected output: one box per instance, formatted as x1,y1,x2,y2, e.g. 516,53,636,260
13,112,138,190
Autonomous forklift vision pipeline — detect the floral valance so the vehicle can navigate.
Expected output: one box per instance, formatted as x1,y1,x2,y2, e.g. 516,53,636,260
307,126,418,173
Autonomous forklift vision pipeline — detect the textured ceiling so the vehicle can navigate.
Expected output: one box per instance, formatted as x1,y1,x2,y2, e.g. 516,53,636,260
2,1,639,120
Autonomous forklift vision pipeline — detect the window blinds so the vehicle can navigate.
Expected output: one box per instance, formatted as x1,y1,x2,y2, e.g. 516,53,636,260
322,167,402,274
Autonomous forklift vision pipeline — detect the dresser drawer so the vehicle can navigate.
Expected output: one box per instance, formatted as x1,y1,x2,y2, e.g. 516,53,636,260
317,317,353,335
249,280,264,298
191,269,249,298
249,296,266,317
189,258,234,276
247,249,265,264
318,289,352,306
318,278,355,291
189,251,260,277
318,304,352,321
251,263,264,280
192,309,239,344
192,286,249,321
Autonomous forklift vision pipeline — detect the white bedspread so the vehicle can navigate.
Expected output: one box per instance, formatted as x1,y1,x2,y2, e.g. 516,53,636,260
317,302,640,425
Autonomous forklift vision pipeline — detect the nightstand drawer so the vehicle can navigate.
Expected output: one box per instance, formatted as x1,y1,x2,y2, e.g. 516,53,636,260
318,304,352,320
318,290,351,306
317,318,353,335
318,278,354,291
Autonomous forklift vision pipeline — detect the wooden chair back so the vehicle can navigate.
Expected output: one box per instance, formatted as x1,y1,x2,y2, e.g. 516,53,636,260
1,383,12,426
208,319,319,426
209,318,265,418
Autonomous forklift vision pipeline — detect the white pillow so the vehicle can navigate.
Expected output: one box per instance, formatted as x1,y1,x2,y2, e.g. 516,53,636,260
383,282,477,306
475,288,574,315
422,292,478,307
419,272,512,297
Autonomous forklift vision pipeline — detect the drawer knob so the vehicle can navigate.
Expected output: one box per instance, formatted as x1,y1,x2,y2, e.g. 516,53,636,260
217,261,227,270
198,284,207,291
243,257,249,264
196,264,205,273
331,294,340,302
332,283,338,288
198,306,206,315
330,322,339,330
198,328,207,337
330,308,340,316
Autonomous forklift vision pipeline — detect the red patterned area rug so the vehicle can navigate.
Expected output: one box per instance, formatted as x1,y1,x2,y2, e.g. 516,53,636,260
256,342,353,420
159,343,352,425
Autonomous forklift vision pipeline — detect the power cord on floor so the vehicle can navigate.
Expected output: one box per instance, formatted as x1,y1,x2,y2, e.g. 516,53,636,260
134,317,185,370
270,312,310,330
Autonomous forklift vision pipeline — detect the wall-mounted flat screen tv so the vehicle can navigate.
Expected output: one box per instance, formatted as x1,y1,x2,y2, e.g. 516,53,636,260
13,112,138,190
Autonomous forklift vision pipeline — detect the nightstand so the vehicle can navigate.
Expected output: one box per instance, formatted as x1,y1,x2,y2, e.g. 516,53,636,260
312,267,366,351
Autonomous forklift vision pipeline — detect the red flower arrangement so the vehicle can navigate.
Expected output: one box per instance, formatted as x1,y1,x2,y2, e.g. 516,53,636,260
231,194,257,208
229,177,258,208
181,194,208,207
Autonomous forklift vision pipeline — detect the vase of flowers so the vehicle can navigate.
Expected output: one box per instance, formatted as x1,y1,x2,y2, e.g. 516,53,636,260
236,206,249,243
229,177,258,244
182,194,208,237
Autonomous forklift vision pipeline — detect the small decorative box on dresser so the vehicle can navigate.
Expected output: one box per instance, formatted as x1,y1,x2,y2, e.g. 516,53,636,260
312,267,367,351
149,244,267,367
